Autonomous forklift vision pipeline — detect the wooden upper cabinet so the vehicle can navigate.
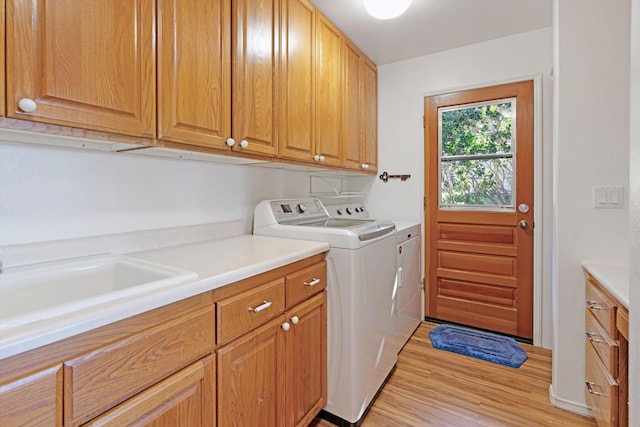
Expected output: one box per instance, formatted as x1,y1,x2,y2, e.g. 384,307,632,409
158,0,231,149
314,13,342,167
279,0,315,162
362,57,378,172
6,0,155,137
231,0,279,157
342,40,363,171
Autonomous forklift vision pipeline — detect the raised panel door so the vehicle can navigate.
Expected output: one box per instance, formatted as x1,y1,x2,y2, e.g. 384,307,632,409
217,317,286,427
342,40,363,171
84,357,215,427
232,0,279,157
157,0,231,149
6,0,155,137
279,0,315,162
362,58,378,172
314,13,342,166
285,292,327,427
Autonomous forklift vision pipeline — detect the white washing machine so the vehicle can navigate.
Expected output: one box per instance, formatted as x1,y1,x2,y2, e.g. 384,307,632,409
253,199,398,426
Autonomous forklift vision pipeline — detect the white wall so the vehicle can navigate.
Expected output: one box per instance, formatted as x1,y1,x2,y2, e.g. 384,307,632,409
0,140,312,245
370,28,554,347
629,0,639,421
552,0,630,414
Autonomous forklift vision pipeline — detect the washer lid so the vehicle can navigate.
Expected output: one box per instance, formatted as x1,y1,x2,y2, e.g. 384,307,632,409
290,218,396,241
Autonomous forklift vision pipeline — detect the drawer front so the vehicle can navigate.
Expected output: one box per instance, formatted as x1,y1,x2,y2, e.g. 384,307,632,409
585,278,617,337
217,278,285,345
285,261,327,308
616,308,629,341
585,310,618,377
585,342,618,427
64,306,214,425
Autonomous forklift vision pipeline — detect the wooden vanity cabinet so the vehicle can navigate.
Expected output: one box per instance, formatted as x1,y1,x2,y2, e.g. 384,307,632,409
583,271,629,427
216,257,327,427
6,0,156,138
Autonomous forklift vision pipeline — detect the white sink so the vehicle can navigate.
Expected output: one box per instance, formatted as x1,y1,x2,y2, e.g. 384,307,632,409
0,254,198,330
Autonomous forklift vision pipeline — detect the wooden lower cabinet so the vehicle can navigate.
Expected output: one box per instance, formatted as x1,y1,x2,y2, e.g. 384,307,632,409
583,271,629,426
85,356,215,427
0,255,326,427
0,364,62,426
217,291,327,427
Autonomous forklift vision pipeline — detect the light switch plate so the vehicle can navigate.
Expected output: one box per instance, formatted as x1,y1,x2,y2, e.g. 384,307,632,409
593,186,624,209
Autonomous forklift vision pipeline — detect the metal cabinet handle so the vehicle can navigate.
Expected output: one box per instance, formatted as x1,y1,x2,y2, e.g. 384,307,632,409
585,381,601,396
585,300,605,310
585,331,604,343
248,300,272,313
304,278,321,287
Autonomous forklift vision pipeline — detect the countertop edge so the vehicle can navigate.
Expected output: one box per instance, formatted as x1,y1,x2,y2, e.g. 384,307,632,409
581,260,629,310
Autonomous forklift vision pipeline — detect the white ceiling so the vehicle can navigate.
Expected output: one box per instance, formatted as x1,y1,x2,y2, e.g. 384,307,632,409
310,0,553,65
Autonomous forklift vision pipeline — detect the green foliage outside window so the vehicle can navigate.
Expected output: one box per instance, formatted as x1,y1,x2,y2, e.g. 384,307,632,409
440,102,514,208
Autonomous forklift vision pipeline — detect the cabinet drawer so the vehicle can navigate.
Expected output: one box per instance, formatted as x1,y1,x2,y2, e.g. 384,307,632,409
0,365,62,426
585,310,618,377
585,278,617,337
617,308,629,341
585,342,618,427
64,306,214,425
217,278,285,345
285,261,327,308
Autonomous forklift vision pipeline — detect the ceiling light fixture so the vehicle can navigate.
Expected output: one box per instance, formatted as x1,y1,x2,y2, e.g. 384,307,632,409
363,0,412,20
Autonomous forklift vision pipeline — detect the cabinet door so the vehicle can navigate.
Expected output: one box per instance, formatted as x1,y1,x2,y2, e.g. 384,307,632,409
217,317,286,427
232,0,279,157
6,0,155,137
157,0,230,149
342,40,363,171
285,292,327,427
0,365,62,426
362,58,378,172
279,0,315,162
314,13,342,166
85,356,215,427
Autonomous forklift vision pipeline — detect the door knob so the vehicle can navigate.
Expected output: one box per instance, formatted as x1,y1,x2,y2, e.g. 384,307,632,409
519,220,529,229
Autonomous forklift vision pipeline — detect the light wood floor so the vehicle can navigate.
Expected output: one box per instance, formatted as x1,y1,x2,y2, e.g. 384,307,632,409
310,322,596,427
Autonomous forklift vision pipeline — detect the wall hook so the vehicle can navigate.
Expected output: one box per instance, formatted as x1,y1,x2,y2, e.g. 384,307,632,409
379,171,411,183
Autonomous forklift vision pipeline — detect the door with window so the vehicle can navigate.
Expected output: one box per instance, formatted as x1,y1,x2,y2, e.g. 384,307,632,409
424,80,534,340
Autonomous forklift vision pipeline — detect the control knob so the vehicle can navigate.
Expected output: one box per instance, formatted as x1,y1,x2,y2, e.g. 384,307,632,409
336,209,343,215
296,203,307,214
346,207,353,215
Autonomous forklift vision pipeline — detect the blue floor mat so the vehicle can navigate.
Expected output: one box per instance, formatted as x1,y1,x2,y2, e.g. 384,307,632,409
428,324,528,368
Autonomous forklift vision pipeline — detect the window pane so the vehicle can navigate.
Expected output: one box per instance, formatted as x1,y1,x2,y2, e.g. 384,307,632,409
441,101,513,157
440,158,514,208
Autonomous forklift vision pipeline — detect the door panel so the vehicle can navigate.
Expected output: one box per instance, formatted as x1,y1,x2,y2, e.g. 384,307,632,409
424,80,534,339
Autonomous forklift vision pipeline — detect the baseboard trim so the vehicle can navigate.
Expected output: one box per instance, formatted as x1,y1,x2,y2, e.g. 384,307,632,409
548,384,593,418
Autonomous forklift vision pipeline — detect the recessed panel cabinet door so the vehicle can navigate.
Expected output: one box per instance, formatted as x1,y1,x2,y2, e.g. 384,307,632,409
6,0,155,137
362,58,378,172
342,40,363,171
232,0,278,156
279,0,315,162
158,0,231,149
314,14,341,166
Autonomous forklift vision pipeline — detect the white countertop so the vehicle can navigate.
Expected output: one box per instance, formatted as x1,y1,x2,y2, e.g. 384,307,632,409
0,234,329,359
581,261,629,309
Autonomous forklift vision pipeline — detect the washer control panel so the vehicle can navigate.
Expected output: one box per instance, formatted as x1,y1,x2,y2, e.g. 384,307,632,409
269,199,328,223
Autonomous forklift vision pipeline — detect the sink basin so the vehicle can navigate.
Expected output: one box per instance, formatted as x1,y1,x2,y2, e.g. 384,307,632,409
0,254,198,330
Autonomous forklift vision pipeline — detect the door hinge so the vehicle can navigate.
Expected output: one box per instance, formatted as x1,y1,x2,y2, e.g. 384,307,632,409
423,196,426,210
422,115,425,129
421,279,425,291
